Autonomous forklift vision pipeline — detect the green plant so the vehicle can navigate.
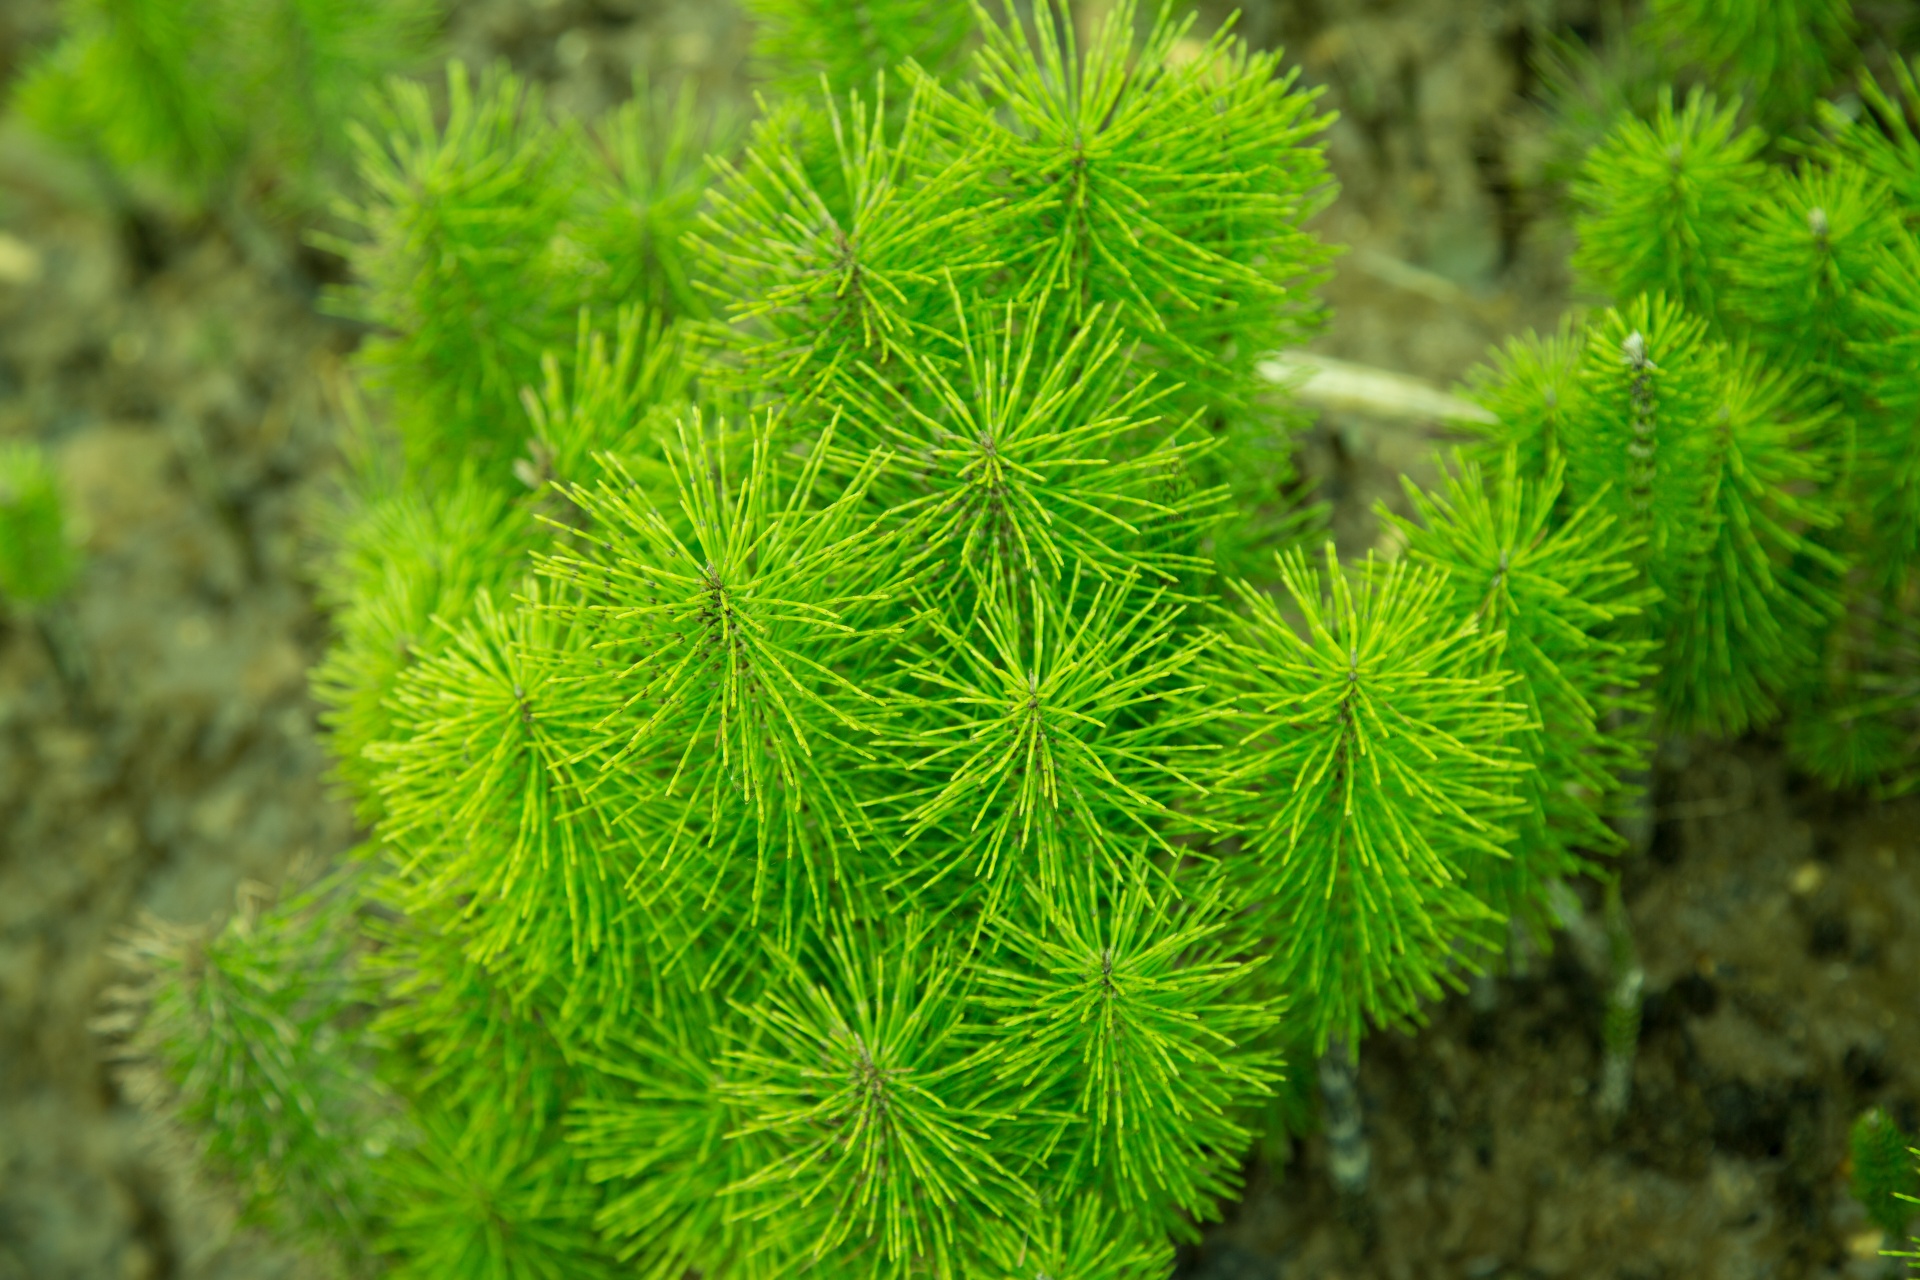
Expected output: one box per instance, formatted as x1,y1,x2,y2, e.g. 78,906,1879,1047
1454,6,1920,1143
94,0,1920,1274
1851,1107,1920,1244
104,0,1652,1270
99,874,394,1274
0,441,79,606
1647,0,1854,126
14,0,438,211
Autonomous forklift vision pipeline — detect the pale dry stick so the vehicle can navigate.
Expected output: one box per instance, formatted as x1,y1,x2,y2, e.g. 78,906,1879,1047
1317,1037,1370,1197
1259,350,1497,428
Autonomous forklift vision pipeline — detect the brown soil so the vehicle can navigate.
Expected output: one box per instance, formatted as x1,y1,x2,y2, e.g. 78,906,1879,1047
1,3,1915,1278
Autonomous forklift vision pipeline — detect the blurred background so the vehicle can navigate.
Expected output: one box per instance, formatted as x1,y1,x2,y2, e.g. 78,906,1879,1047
3,1,1920,1276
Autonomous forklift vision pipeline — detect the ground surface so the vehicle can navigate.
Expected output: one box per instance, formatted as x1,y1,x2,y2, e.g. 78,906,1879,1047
1,2,1918,1278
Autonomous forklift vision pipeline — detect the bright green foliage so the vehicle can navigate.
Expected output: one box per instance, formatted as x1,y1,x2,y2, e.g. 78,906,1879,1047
717,919,1028,1276
519,306,692,496
1792,563,1920,797
943,0,1335,430
380,1104,616,1280
1205,548,1528,1053
579,80,746,325
1648,0,1853,126
15,0,436,207
0,442,79,606
369,589,651,1027
326,62,733,483
883,570,1216,908
1466,289,1843,740
1459,321,1583,484
1561,299,1720,561
1570,299,1835,735
1756,57,1920,795
117,5,1684,1277
693,85,998,414
1664,340,1838,730
827,297,1224,593
1570,89,1767,321
311,470,539,818
743,0,973,101
1385,453,1655,946
1822,56,1920,215
327,65,582,473
17,0,241,194
1852,229,1920,578
1850,1106,1919,1239
697,0,1334,569
238,0,442,193
1500,18,1920,802
1548,47,1920,788
98,4,1920,1272
1530,17,1680,192
972,1191,1175,1280
361,910,579,1121
1725,161,1895,390
542,419,902,943
980,872,1277,1226
566,993,774,1279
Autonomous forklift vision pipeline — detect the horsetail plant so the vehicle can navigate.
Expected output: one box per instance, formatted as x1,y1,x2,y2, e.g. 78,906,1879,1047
77,0,1920,1272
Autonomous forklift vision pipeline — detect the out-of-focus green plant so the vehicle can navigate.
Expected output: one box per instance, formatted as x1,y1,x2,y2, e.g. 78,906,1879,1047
0,441,79,607
1647,0,1855,127
1850,1106,1920,1267
14,0,439,210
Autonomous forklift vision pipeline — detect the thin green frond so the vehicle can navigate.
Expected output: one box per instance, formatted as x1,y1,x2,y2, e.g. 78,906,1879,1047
882,570,1216,907
325,62,582,475
720,918,1032,1279
379,1102,616,1280
1571,89,1768,321
311,470,539,819
1387,451,1655,945
103,874,394,1268
972,1190,1176,1280
692,83,996,414
578,75,745,324
1458,318,1585,485
566,990,778,1280
979,864,1278,1226
945,0,1336,426
369,587,652,1029
1655,342,1840,735
1206,546,1528,1053
539,414,906,936
831,293,1225,594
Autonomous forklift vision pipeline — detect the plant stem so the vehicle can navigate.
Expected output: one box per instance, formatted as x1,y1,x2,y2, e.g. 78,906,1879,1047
1596,766,1651,1126
1596,877,1644,1126
1317,1036,1370,1199
1468,967,1500,1014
